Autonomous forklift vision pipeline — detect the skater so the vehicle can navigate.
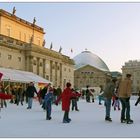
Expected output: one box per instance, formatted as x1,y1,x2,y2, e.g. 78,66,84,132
56,86,62,100
41,83,51,110
85,85,92,103
113,96,120,111
52,86,57,104
26,82,38,109
0,83,7,108
98,85,104,105
17,85,24,106
71,89,79,111
44,86,54,120
135,91,140,106
55,82,81,123
112,95,116,106
118,74,133,124
37,87,42,105
102,78,117,122
90,89,95,103
113,85,120,111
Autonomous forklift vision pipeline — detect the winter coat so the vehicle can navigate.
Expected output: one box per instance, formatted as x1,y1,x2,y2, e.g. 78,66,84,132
44,92,53,104
40,87,47,99
56,87,62,96
118,78,132,98
56,87,81,111
26,85,37,98
0,93,12,99
102,81,116,99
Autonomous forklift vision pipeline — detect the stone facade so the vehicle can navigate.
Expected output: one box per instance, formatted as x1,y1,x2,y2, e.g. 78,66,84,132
122,60,140,92
74,65,111,90
0,9,74,89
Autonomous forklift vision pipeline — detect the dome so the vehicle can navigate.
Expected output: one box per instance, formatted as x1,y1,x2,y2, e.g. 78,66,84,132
73,51,110,71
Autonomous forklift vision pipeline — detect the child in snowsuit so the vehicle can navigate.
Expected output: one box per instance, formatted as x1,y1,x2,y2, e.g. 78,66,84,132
71,89,79,111
98,85,104,105
113,97,120,110
44,86,54,120
55,82,81,123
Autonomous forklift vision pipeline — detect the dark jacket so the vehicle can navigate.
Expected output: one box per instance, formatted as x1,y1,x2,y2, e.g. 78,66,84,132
40,87,47,99
102,81,116,99
26,85,37,98
56,87,62,96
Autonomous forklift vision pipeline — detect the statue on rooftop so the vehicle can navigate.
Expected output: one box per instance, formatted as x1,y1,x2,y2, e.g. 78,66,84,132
42,40,46,47
33,17,36,25
12,7,16,15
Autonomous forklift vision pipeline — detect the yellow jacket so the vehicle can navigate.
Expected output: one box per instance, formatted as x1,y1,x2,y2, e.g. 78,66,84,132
118,78,132,98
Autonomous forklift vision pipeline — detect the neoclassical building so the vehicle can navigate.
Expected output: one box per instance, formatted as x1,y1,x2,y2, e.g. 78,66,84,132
122,60,140,92
0,9,74,89
73,51,111,89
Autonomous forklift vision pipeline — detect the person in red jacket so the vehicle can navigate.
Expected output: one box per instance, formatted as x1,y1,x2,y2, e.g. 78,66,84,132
0,83,12,108
0,93,12,100
55,82,81,123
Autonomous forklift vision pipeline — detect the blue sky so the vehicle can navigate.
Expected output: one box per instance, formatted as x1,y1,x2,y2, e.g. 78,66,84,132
1,2,140,72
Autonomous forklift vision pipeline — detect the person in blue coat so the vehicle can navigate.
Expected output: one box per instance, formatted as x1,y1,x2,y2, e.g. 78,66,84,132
44,86,54,120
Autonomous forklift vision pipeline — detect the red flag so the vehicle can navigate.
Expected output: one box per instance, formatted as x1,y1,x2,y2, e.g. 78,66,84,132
0,72,3,80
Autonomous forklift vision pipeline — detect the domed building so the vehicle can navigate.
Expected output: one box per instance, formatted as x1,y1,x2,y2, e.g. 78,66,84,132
73,51,111,90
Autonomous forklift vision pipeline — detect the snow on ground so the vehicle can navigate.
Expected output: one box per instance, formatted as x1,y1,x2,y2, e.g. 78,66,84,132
0,97,140,138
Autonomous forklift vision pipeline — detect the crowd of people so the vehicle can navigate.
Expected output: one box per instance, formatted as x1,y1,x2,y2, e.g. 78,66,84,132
0,73,140,124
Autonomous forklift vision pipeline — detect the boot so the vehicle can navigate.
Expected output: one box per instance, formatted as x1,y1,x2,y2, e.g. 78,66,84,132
63,119,70,123
121,118,126,123
105,117,112,122
126,119,133,124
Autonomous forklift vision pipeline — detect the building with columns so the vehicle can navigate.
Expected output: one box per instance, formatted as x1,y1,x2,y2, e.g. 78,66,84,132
122,60,140,93
0,9,74,89
73,51,111,90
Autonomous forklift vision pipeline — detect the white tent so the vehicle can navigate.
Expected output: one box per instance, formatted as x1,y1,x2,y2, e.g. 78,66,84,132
0,67,51,84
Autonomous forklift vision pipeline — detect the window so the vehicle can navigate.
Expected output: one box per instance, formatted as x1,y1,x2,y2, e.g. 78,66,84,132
18,57,21,62
52,64,55,69
7,28,11,37
37,37,40,46
8,55,12,60
33,60,36,65
24,33,26,42
40,62,43,67
46,75,49,80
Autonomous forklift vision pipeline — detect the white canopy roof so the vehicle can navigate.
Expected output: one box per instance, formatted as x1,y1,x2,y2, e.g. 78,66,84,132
0,67,51,84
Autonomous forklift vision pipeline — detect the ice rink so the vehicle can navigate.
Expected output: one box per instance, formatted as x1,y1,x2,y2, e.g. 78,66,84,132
0,97,140,138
